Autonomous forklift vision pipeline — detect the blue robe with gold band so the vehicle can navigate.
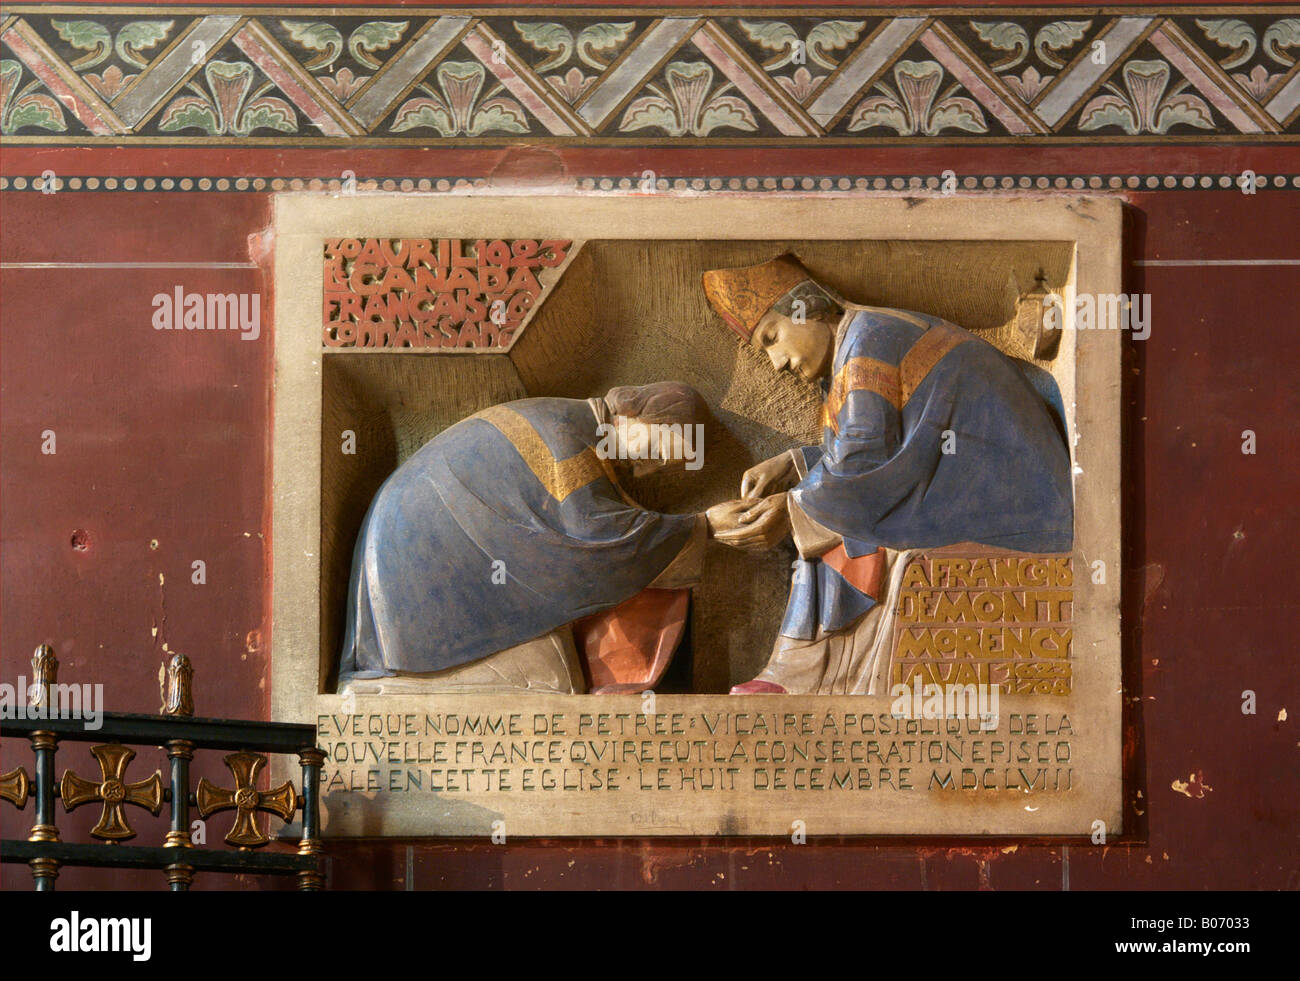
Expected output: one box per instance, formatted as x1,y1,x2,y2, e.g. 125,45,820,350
340,397,698,678
780,307,1074,640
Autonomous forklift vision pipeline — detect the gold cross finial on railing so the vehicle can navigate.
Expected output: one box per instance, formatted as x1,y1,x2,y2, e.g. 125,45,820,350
60,745,164,841
196,752,298,849
1,767,30,809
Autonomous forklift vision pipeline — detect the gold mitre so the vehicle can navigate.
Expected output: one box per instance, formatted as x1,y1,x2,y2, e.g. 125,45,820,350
702,253,817,341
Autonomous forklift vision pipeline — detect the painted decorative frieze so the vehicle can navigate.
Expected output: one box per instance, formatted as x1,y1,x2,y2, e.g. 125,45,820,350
2,7,1298,142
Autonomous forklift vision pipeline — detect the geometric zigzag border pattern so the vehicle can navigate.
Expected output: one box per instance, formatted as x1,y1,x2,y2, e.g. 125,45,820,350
3,6,1300,142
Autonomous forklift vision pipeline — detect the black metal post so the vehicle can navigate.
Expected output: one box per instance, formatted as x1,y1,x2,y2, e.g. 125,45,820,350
28,731,59,890
297,747,326,890
163,739,194,891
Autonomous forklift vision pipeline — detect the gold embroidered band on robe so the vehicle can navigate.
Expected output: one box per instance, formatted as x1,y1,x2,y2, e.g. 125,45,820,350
826,357,902,418
476,405,607,503
900,323,969,403
822,323,970,435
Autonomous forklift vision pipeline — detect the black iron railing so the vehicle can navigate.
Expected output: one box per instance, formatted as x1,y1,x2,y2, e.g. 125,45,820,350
0,646,326,890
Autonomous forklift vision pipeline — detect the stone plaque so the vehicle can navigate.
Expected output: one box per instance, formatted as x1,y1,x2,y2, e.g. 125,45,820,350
271,195,1122,837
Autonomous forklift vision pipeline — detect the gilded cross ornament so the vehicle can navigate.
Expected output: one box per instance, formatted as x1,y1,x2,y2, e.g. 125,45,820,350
196,752,298,848
60,744,164,841
0,767,30,809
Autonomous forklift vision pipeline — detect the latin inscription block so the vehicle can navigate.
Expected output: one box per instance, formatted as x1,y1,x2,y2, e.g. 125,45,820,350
271,196,1122,837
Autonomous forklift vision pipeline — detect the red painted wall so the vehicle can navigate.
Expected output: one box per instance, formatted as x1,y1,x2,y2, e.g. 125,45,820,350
2,143,1297,887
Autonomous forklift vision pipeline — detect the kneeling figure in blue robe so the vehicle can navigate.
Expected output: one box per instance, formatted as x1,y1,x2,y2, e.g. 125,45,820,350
339,382,739,694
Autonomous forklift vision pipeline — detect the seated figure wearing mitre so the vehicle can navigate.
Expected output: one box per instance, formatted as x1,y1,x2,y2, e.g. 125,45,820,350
700,254,1074,695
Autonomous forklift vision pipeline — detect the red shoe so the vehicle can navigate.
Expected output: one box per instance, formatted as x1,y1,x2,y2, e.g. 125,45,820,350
729,680,786,694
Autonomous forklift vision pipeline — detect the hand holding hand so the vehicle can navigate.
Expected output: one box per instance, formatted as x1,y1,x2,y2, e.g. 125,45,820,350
705,499,752,539
709,493,790,551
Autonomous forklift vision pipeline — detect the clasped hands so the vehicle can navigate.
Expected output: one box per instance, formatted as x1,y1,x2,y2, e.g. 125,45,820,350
705,451,798,552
